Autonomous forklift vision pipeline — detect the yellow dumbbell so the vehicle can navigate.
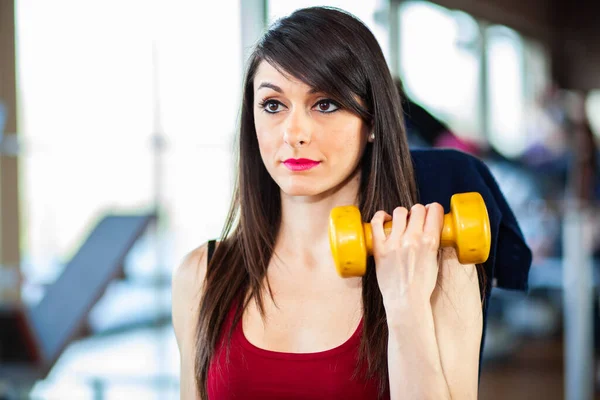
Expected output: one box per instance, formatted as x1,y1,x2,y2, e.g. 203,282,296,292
329,192,491,278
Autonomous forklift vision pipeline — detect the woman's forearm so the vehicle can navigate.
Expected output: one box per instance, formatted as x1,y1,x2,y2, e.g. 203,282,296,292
386,301,451,400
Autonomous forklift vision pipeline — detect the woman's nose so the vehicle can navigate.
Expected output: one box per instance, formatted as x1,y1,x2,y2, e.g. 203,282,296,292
283,109,312,148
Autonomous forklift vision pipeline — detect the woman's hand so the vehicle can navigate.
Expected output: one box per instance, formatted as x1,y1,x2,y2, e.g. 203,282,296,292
370,203,445,316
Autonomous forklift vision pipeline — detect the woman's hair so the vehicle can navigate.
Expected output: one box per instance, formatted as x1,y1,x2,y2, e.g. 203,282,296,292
195,6,434,398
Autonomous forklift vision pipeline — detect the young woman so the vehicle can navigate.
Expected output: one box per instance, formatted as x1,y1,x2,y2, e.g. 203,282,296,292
172,6,483,399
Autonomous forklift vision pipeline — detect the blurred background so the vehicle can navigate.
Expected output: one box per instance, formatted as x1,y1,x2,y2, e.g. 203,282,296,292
0,0,599,399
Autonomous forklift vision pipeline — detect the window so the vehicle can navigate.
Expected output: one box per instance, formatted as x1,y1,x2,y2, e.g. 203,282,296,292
486,25,526,157
398,1,481,143
18,0,242,398
17,0,156,282
586,90,600,140
17,0,241,291
486,27,552,158
397,1,552,158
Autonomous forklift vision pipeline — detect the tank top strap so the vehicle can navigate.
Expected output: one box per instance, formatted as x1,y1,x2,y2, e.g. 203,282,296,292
207,239,216,265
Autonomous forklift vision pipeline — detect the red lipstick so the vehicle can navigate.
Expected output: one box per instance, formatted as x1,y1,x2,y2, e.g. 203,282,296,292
283,158,321,171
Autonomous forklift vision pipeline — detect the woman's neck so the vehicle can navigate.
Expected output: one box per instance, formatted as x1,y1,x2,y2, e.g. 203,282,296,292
274,171,361,274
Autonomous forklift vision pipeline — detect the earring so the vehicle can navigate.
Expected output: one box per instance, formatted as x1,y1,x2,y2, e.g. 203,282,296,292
369,132,375,141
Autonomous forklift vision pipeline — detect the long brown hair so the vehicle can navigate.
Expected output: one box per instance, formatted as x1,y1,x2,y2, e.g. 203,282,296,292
195,7,420,398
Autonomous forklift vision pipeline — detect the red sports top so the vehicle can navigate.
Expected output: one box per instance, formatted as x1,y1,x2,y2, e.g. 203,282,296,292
206,301,389,399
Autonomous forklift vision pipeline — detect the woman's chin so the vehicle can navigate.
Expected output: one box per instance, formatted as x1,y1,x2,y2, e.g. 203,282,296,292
277,178,327,198
281,185,322,198
276,173,353,199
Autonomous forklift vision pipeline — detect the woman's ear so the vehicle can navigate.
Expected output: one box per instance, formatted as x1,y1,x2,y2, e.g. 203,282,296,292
367,120,375,143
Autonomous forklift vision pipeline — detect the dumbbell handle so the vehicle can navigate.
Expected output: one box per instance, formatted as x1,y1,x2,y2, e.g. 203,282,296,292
362,214,456,255
329,192,491,277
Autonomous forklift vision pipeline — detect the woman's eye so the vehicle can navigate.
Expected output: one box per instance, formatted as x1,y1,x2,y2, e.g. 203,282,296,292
262,100,284,113
314,100,339,113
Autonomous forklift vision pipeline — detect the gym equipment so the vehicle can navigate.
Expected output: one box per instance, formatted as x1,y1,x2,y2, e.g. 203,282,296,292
329,192,491,277
0,212,156,385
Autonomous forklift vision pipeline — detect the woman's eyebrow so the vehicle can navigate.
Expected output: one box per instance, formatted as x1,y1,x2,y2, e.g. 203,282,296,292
257,82,283,93
257,82,321,95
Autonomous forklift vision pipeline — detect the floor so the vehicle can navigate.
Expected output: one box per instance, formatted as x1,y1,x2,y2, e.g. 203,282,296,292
479,335,599,400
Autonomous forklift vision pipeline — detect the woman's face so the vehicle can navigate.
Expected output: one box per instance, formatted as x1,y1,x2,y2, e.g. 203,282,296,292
253,61,371,198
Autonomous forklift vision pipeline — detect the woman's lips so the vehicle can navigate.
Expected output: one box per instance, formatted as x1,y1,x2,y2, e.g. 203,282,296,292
283,158,321,171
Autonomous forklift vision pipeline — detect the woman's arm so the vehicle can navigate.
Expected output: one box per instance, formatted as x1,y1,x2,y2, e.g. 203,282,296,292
386,300,452,400
385,249,482,400
371,203,452,399
371,203,482,399
172,243,209,400
430,248,483,399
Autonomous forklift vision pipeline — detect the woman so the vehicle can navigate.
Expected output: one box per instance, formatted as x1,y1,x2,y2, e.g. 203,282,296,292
172,6,483,399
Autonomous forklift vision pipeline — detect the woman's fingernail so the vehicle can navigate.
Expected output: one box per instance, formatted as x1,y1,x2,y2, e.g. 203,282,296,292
425,203,430,209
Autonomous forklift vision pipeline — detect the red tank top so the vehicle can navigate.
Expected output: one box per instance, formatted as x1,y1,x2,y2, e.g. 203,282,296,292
206,301,388,399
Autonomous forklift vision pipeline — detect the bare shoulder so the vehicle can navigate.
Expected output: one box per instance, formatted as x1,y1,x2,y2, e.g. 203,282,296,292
172,242,214,400
171,242,210,350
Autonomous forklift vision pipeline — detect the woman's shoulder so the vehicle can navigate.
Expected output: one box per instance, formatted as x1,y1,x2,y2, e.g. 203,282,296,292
171,242,213,398
171,241,215,348
172,242,211,290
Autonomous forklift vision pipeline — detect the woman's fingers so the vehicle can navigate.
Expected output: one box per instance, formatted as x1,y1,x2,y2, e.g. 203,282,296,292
372,202,446,309
390,207,409,240
372,203,443,254
404,204,426,239
371,210,392,245
422,203,444,252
